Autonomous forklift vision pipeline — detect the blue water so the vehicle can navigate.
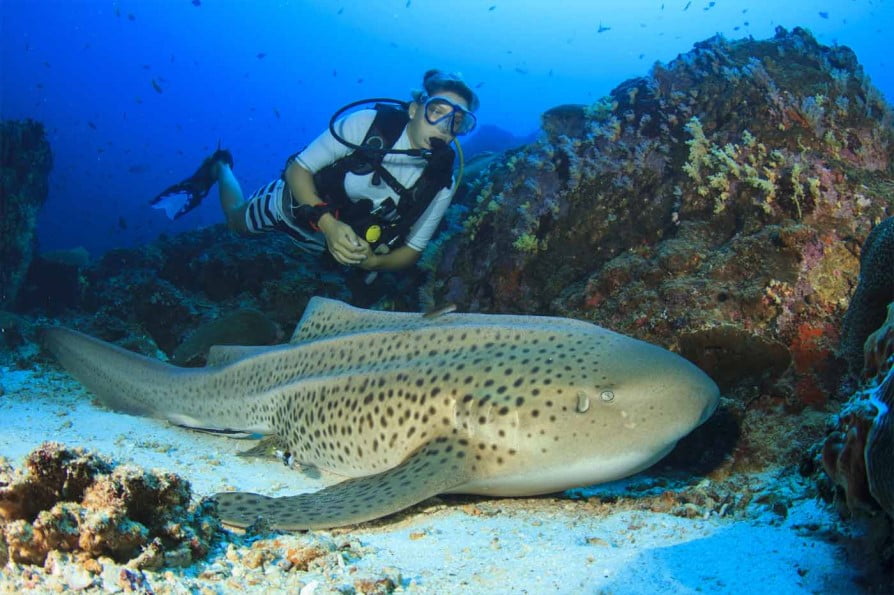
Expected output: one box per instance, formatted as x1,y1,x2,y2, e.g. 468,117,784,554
1,0,892,257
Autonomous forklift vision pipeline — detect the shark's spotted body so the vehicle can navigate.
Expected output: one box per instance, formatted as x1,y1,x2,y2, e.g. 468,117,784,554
43,297,719,530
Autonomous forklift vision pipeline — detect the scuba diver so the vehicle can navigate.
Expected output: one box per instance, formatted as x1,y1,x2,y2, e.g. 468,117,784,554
150,69,479,273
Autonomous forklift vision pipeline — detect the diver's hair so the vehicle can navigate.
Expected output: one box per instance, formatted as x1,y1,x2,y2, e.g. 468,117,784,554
411,69,480,111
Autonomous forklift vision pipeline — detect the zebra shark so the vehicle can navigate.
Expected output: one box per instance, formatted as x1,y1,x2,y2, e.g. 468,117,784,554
42,297,719,530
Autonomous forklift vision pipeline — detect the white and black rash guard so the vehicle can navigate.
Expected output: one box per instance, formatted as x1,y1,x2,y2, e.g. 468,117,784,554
292,109,456,252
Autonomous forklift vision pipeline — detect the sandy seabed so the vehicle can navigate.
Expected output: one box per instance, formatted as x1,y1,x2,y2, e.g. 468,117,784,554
0,365,872,594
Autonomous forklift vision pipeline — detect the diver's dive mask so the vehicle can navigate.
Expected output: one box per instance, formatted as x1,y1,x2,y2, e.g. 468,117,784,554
422,95,477,136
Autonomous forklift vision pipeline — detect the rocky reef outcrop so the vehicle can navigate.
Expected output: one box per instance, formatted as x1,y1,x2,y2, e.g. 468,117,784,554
0,120,52,310
8,226,425,366
432,27,893,414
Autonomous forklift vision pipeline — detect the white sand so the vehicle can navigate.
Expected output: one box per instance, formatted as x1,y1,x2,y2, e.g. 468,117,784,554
0,365,866,593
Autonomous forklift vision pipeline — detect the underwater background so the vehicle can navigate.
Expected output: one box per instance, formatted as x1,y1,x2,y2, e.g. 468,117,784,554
3,1,894,592
1,0,892,257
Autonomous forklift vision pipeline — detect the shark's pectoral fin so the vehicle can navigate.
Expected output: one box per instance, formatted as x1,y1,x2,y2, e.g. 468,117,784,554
214,437,473,530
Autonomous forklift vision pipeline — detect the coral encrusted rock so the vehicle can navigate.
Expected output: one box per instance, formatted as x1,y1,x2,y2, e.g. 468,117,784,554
823,299,894,519
0,443,219,568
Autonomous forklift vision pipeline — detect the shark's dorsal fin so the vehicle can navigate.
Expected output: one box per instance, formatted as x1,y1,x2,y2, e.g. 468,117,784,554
206,344,276,367
290,297,412,343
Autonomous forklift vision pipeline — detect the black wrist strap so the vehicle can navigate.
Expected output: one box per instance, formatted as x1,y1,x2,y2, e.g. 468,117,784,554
294,203,338,231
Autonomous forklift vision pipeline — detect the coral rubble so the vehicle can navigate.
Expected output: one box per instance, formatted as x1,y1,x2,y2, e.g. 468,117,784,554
0,120,52,311
0,442,219,568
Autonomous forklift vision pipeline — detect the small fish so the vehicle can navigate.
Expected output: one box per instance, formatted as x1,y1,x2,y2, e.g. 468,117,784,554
597,22,611,33
818,11,829,19
684,1,691,10
256,52,266,59
118,216,128,230
356,77,363,84
489,5,496,10
638,53,645,59
475,82,485,88
87,121,97,130
514,67,528,75
337,7,343,14
332,69,337,77
127,13,135,21
142,64,151,70
151,79,163,93
703,1,715,10
273,108,281,119
127,164,148,174
406,0,411,6
192,0,201,6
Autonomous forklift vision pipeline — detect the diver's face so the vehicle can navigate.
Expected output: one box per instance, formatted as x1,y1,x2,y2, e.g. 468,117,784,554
408,90,470,150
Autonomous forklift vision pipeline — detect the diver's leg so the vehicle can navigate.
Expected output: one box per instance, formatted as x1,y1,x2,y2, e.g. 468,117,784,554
215,162,250,234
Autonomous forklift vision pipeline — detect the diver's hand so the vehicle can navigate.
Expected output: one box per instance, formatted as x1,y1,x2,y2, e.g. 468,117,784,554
319,216,368,265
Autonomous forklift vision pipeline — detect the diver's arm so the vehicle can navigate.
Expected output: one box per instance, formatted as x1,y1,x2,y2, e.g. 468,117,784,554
284,162,366,265
284,161,324,207
358,245,421,272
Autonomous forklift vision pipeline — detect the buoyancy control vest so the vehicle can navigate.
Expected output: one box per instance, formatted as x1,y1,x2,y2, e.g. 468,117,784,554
309,104,455,250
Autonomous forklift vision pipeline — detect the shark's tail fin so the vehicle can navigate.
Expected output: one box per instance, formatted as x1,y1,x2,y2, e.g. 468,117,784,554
41,326,268,434
41,326,181,417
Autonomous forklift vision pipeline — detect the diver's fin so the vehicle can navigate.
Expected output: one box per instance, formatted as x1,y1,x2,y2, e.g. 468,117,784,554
150,148,234,220
213,437,473,530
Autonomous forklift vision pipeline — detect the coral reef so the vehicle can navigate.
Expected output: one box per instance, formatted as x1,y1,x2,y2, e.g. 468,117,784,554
0,120,53,311
822,300,894,518
840,217,894,375
0,442,219,568
431,27,893,412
